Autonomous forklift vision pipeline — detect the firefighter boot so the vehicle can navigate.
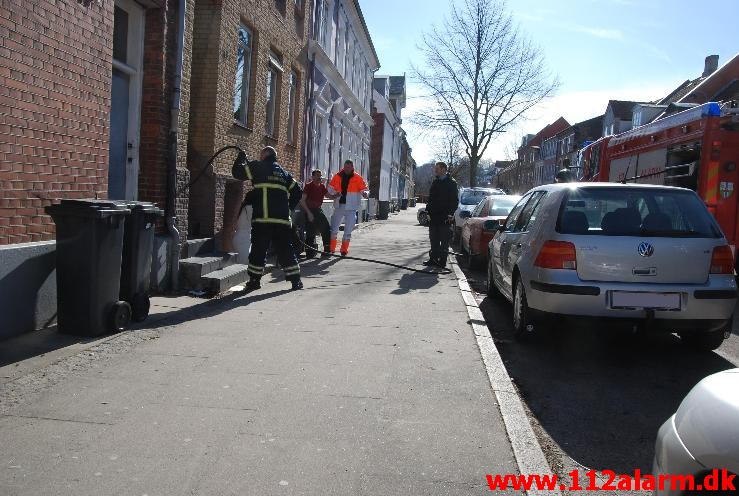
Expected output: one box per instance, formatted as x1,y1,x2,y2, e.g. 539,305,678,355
290,278,304,291
245,277,261,291
340,240,350,257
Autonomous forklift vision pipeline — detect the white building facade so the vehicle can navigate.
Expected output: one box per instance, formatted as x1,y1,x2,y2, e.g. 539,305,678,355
369,75,406,219
304,0,380,192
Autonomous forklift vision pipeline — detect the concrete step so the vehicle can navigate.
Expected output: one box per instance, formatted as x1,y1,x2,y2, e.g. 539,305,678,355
181,237,215,258
179,253,238,290
201,264,249,295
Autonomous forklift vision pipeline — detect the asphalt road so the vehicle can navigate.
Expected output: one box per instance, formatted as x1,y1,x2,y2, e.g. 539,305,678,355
455,249,739,496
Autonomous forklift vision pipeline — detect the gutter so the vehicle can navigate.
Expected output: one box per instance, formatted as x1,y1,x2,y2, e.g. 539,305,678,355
166,0,187,292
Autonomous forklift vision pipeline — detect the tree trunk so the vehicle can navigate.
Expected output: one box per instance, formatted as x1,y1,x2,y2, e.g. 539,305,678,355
469,155,479,188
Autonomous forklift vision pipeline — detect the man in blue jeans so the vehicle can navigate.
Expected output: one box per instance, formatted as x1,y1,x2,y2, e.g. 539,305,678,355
424,161,458,268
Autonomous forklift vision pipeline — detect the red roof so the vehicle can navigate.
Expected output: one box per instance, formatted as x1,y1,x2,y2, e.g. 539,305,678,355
522,117,570,149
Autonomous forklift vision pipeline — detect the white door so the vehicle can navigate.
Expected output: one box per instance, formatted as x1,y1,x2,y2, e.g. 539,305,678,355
108,0,144,200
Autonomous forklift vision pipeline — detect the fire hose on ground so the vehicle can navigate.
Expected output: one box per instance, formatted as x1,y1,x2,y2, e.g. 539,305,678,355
183,146,462,276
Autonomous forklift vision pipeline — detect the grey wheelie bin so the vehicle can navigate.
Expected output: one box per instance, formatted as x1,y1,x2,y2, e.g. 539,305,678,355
115,201,163,322
45,199,132,336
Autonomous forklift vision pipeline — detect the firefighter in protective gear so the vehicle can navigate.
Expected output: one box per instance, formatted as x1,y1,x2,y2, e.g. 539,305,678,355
555,168,576,183
327,160,369,256
232,146,304,291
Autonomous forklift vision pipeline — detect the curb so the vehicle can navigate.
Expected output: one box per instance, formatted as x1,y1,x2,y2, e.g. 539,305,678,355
451,262,561,496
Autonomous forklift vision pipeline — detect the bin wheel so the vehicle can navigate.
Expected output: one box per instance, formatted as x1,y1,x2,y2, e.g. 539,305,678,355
131,293,151,322
110,301,132,332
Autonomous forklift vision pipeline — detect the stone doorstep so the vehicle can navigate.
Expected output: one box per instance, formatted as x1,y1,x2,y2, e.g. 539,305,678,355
200,263,249,295
179,253,239,290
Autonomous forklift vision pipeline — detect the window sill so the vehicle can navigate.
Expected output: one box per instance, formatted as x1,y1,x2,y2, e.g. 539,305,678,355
233,120,252,132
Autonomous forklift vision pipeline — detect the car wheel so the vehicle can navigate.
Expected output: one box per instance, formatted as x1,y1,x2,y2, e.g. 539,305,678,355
680,329,729,352
486,260,502,298
513,277,536,341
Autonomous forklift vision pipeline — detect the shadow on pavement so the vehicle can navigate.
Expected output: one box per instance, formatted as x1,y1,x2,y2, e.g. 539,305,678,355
0,326,96,369
477,293,736,474
391,271,440,295
0,258,336,368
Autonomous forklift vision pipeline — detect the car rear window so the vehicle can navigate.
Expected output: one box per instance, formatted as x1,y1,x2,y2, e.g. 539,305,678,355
488,198,518,216
461,190,493,205
556,187,722,238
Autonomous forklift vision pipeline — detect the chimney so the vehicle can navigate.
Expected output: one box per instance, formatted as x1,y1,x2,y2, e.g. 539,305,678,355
703,55,719,77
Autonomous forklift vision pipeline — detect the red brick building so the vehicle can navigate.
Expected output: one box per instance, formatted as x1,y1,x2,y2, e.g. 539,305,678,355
186,0,312,242
0,0,193,339
0,0,192,245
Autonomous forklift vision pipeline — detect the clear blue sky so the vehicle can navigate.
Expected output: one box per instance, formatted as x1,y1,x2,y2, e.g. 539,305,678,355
361,0,738,163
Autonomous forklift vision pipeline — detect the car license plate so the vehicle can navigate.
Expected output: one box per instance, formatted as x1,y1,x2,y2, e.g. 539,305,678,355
610,291,681,310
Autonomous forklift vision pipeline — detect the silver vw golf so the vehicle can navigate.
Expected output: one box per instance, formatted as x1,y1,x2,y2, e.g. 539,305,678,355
486,183,737,350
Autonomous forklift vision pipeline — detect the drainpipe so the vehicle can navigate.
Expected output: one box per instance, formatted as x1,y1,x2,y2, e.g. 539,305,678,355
166,0,187,292
303,0,319,181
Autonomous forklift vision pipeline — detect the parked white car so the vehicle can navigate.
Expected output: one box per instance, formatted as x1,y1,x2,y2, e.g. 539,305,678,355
486,183,736,350
652,368,739,496
453,187,504,241
417,206,429,226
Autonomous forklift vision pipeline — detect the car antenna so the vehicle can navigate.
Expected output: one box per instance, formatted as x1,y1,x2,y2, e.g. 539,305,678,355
621,156,632,184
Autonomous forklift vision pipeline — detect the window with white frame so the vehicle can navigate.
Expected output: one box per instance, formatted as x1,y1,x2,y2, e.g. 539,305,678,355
344,35,352,85
314,114,324,173
265,51,283,137
321,0,330,49
336,19,344,74
233,26,253,125
316,0,327,47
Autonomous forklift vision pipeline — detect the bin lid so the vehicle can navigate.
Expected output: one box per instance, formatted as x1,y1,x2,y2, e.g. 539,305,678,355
112,200,164,216
45,199,131,218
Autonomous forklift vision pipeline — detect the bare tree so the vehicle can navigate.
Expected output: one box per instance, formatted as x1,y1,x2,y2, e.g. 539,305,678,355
431,129,468,184
413,0,557,187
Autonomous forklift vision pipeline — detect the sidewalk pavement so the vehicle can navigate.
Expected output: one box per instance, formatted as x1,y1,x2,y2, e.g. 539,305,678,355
0,207,519,496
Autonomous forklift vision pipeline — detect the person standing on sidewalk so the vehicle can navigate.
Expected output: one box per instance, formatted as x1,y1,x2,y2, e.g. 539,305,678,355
424,161,458,269
327,160,369,256
300,169,331,258
232,146,304,291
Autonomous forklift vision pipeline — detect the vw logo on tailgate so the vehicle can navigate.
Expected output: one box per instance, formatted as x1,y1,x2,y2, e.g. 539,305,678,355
637,242,654,257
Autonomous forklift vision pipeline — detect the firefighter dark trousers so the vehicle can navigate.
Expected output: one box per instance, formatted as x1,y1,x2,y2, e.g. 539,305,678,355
248,223,301,282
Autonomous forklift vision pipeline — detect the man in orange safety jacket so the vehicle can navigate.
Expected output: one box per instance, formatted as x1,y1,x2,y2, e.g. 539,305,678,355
327,160,369,256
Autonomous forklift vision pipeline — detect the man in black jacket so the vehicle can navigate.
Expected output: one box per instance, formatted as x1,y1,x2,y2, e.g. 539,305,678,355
232,146,304,291
424,161,458,268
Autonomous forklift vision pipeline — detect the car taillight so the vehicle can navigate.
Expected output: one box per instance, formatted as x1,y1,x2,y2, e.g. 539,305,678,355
534,241,577,270
710,245,734,274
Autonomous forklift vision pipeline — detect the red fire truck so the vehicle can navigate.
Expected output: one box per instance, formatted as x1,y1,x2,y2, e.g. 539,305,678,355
576,101,739,256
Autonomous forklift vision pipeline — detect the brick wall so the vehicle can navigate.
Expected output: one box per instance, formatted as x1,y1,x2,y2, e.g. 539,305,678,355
139,3,173,213
0,0,113,244
174,0,196,242
187,0,311,239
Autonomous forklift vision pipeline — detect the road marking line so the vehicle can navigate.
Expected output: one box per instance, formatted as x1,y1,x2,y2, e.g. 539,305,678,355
451,262,561,496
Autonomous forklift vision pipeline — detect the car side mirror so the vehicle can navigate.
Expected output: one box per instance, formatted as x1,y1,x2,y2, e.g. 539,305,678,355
483,219,500,232
460,210,472,219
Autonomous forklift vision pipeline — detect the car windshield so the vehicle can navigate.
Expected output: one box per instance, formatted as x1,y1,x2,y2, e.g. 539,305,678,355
557,187,722,238
488,198,518,217
461,190,494,205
